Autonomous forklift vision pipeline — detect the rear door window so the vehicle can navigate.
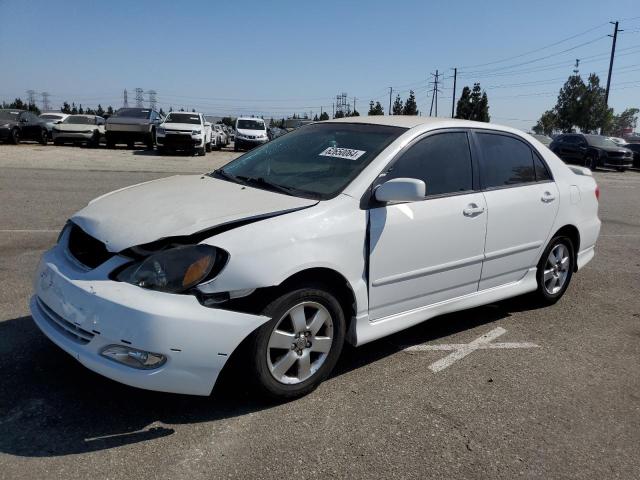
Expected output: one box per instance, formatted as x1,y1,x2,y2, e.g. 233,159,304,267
477,133,536,188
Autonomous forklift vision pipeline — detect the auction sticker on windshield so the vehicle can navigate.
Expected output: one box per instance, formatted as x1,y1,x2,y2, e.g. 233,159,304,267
319,147,366,160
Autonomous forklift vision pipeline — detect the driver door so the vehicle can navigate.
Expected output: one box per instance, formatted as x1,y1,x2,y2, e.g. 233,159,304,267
368,131,487,321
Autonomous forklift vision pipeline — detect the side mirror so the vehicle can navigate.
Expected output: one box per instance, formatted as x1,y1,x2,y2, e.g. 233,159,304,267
374,178,425,203
204,122,211,127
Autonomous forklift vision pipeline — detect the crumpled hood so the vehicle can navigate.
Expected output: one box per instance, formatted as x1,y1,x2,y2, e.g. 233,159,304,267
71,175,318,252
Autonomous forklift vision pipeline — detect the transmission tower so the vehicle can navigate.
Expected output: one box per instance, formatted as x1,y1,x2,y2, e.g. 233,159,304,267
41,92,51,111
572,58,580,76
134,88,144,108
26,90,37,107
123,89,129,107
147,90,157,110
335,92,351,116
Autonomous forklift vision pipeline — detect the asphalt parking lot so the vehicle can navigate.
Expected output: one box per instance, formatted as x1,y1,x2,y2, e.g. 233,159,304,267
0,144,639,479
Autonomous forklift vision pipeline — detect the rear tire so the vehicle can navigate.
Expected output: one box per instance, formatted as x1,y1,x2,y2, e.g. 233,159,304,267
90,131,100,148
533,236,575,305
146,130,155,150
10,128,20,145
39,128,48,145
586,153,598,171
247,283,346,399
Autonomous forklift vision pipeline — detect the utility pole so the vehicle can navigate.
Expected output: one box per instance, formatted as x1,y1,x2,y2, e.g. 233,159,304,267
332,103,335,118
605,20,621,107
388,87,393,115
123,89,129,107
353,97,356,115
429,70,441,117
41,92,51,111
451,67,457,118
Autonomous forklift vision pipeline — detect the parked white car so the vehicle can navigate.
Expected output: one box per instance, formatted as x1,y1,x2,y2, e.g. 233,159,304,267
39,112,69,140
234,117,268,151
30,117,600,398
156,112,212,155
52,114,106,147
213,124,229,148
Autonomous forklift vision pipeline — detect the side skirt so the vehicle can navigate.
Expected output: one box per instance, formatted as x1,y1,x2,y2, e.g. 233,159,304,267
353,268,538,346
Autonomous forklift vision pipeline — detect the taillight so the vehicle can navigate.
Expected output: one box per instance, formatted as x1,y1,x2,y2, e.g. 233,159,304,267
595,184,600,201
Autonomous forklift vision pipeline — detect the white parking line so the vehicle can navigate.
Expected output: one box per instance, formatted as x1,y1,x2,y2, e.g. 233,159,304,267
404,327,539,372
0,229,58,233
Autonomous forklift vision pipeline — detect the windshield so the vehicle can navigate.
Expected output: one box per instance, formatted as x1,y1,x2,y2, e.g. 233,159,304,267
0,110,20,121
237,119,265,130
113,108,151,119
64,116,95,125
165,113,200,124
585,135,618,148
214,122,405,199
40,114,63,120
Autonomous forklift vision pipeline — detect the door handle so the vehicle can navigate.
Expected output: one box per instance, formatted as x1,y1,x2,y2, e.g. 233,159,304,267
463,204,485,217
541,191,556,203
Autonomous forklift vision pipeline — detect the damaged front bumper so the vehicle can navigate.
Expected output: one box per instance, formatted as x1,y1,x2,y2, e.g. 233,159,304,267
30,243,269,396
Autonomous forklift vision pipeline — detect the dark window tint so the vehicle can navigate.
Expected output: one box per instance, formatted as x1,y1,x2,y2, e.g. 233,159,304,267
478,133,536,187
533,153,551,181
385,132,473,196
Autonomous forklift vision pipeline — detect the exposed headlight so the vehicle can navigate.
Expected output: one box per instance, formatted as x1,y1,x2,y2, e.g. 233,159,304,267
0,123,9,129
192,129,202,135
116,245,223,293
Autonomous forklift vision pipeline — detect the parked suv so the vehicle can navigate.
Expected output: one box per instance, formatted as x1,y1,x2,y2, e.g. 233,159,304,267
550,133,633,171
156,111,212,155
105,107,162,149
234,117,268,151
0,109,48,145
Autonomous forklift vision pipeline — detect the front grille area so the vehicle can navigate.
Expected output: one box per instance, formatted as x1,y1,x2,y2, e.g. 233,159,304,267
67,224,114,269
35,296,95,345
163,134,197,147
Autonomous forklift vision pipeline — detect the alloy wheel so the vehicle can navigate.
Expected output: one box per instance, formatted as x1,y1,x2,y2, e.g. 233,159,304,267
543,243,570,295
266,301,334,385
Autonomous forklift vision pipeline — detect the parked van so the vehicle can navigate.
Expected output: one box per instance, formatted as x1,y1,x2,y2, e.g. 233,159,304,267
234,117,268,151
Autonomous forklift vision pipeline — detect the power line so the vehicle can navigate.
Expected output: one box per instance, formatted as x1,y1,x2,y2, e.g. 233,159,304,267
458,22,609,69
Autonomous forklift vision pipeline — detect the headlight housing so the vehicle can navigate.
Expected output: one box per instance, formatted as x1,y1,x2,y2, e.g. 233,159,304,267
115,245,224,293
156,127,165,135
192,129,202,135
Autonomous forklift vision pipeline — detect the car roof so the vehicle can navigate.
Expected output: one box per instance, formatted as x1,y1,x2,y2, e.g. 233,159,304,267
67,114,100,118
237,117,265,121
324,115,528,135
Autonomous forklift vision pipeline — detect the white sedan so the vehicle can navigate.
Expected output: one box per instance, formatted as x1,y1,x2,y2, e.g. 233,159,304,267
30,116,600,398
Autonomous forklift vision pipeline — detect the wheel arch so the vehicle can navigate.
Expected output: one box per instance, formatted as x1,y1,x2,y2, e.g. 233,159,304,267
550,224,580,272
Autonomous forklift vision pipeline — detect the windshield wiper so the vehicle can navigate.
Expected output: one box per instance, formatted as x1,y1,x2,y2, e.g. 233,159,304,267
234,175,315,197
210,169,244,185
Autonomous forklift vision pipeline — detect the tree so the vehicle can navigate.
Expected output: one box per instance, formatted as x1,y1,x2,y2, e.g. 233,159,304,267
455,84,489,121
334,110,345,118
532,110,557,135
319,111,329,121
61,102,72,114
107,105,114,115
577,74,610,133
368,101,384,115
350,110,360,117
313,114,319,121
392,94,403,115
158,107,164,116
554,74,586,132
455,86,472,119
71,103,78,115
604,107,639,136
78,104,84,114
96,104,105,116
402,90,418,115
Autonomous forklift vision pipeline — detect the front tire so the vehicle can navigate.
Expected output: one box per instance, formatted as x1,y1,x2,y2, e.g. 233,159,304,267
533,236,574,305
10,128,20,145
247,284,346,399
586,153,598,171
39,128,48,145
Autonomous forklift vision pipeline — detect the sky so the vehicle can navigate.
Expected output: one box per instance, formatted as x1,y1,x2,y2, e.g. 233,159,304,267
1,0,639,131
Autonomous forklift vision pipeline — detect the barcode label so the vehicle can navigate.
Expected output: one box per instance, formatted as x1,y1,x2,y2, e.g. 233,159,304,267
319,147,366,160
